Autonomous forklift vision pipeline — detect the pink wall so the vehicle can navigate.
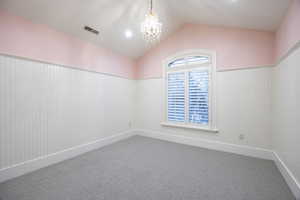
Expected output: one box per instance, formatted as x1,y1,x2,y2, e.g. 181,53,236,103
3,3,299,81
275,0,300,61
0,10,136,79
136,24,275,79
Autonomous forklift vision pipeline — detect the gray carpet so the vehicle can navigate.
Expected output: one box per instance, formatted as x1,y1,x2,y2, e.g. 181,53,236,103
0,135,295,200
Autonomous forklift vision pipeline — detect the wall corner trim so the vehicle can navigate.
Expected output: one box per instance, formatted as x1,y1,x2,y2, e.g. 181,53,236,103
0,130,135,183
217,65,274,72
275,40,300,67
0,53,135,80
273,152,300,199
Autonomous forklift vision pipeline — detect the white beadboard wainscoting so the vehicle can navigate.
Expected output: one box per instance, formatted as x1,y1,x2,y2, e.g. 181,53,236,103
134,67,273,149
272,44,300,199
0,51,299,199
0,54,135,181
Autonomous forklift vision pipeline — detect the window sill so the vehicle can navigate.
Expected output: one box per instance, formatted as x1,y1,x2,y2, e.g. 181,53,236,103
160,122,219,133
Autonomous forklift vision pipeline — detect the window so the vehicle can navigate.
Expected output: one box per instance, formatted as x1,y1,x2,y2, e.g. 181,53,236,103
162,50,217,132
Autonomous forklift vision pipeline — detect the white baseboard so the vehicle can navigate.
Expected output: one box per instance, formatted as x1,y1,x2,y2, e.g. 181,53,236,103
0,130,134,183
1,129,299,199
134,129,274,160
273,152,300,199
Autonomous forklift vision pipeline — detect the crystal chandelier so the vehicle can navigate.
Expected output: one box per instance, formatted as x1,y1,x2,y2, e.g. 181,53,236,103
141,0,162,44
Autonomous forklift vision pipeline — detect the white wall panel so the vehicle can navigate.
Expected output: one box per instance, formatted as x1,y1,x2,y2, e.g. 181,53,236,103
272,46,300,189
0,55,135,170
134,67,272,149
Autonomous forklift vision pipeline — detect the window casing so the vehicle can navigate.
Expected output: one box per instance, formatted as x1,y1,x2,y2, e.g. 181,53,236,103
163,50,217,132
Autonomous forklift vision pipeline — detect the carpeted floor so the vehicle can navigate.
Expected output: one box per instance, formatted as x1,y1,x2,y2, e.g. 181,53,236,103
0,135,295,200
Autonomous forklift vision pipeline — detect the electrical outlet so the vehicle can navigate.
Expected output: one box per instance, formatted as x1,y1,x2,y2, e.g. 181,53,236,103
239,134,245,140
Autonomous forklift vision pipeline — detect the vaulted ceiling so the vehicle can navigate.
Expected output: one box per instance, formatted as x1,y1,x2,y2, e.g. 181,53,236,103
0,0,291,59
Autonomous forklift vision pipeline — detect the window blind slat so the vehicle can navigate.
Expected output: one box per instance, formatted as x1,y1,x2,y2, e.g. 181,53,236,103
167,72,185,122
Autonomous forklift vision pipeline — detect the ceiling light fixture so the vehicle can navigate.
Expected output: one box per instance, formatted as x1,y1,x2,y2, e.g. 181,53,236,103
141,0,162,44
125,29,133,39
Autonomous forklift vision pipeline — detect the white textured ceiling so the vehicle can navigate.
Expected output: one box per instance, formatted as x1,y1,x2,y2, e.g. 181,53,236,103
0,0,291,59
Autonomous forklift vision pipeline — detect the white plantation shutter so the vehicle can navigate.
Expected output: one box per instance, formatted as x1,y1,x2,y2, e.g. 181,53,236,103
164,52,215,129
167,72,185,122
188,70,209,125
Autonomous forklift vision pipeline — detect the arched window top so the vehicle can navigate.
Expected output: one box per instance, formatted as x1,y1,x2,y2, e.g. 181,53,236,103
168,57,186,68
168,55,210,68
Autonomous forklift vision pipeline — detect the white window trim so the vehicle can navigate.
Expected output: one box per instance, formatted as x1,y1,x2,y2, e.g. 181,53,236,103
161,49,218,133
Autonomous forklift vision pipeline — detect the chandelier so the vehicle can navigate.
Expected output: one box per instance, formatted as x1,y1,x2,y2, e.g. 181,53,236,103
141,0,162,44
